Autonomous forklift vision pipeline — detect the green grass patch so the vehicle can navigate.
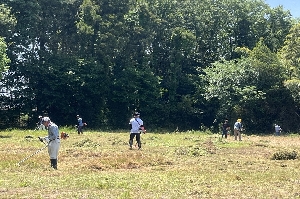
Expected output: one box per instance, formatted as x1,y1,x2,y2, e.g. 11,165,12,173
0,130,300,198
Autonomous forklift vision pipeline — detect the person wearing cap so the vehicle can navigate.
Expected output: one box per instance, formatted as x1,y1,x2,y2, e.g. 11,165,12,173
39,117,60,169
128,112,144,149
76,115,84,134
233,118,243,141
221,119,230,139
36,115,46,130
274,124,282,136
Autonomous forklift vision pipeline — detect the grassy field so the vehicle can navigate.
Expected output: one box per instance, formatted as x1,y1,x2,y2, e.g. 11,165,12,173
0,128,300,199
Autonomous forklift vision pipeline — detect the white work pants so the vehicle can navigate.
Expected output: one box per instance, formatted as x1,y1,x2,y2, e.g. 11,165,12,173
48,139,60,159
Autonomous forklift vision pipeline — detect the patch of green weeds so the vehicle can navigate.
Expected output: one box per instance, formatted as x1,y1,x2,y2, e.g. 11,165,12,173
271,150,298,160
19,180,30,187
118,190,132,199
73,138,100,148
175,146,206,157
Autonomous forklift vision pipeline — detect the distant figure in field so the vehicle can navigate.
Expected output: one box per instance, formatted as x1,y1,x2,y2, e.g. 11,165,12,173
129,112,145,149
274,124,282,136
36,115,46,130
233,119,243,141
76,115,85,134
222,119,230,139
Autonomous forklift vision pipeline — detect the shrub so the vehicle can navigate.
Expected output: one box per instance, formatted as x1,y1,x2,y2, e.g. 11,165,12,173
271,150,298,160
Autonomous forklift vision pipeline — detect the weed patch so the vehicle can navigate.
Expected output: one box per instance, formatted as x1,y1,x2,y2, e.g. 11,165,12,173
73,138,100,148
271,150,298,160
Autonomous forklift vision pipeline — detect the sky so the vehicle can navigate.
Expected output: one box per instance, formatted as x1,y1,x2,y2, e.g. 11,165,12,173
265,0,300,18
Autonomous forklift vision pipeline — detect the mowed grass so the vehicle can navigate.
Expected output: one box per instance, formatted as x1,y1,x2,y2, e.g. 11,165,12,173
1,129,300,199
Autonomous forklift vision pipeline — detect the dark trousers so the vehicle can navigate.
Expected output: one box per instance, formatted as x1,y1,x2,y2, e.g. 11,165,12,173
129,133,141,148
77,126,83,134
222,130,228,138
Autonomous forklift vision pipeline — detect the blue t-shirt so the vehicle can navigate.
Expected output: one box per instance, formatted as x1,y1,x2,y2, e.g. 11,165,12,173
234,122,242,130
275,125,281,132
78,118,83,127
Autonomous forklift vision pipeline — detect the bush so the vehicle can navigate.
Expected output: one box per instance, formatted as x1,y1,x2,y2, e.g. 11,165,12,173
271,150,298,160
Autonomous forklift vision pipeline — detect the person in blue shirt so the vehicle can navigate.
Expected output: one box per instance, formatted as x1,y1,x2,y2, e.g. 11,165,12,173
77,115,84,134
35,115,46,130
274,124,282,136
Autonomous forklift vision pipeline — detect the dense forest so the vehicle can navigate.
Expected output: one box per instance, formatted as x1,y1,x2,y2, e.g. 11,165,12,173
0,0,300,133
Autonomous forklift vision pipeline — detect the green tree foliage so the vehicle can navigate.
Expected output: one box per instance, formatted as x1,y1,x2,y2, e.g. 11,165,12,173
0,3,16,127
281,22,300,128
202,58,265,125
263,6,292,52
202,40,295,132
284,79,300,104
243,41,289,132
0,4,15,75
249,39,286,90
0,0,297,132
1,0,84,127
0,37,10,76
0,3,16,37
279,22,300,79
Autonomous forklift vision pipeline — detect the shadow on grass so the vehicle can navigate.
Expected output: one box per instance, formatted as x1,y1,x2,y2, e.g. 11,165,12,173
0,135,11,139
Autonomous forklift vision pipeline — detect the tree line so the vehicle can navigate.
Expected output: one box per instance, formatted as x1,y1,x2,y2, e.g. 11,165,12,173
0,0,300,133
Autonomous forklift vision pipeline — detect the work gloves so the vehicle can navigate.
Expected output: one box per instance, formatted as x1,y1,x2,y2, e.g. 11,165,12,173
38,136,50,143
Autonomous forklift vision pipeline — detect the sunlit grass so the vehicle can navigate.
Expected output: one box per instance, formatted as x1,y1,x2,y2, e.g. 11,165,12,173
0,129,300,198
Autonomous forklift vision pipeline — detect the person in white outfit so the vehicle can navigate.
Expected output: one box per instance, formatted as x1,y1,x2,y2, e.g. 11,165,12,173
36,115,46,130
129,112,145,149
39,117,60,169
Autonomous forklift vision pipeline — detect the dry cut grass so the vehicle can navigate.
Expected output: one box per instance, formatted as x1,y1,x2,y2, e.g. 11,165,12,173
0,129,300,199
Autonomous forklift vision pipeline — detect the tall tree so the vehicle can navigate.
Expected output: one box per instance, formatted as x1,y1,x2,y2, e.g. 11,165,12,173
0,37,9,77
263,6,293,52
2,0,84,126
249,39,285,90
0,3,16,76
0,3,17,37
279,22,300,79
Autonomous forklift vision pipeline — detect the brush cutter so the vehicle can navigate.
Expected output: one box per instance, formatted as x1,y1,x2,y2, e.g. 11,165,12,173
60,132,69,139
16,138,49,166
